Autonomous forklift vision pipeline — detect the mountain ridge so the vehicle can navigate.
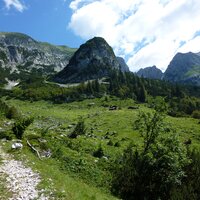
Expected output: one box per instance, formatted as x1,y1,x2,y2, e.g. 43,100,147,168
0,32,76,84
163,52,200,86
136,65,163,80
53,37,129,83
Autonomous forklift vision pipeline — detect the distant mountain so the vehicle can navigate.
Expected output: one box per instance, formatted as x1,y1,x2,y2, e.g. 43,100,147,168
137,65,163,80
116,57,130,72
164,52,200,86
0,32,76,83
53,37,129,83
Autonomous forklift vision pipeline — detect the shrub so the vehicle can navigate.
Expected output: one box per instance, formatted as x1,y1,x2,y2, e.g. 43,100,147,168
192,110,200,119
93,145,104,158
0,130,13,140
114,141,120,147
170,149,200,199
5,106,20,119
0,99,8,114
112,111,189,200
12,117,34,139
68,118,86,139
107,140,113,146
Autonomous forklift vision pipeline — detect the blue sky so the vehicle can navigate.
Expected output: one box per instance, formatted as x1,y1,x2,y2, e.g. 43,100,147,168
0,0,84,47
1,0,200,72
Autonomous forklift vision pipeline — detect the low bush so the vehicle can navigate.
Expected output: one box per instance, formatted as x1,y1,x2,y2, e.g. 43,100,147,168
112,111,189,200
192,110,200,119
93,145,104,158
68,118,86,139
12,117,34,139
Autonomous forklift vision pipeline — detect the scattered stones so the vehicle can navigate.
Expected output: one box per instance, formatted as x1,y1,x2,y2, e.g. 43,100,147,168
1,138,7,142
0,146,49,200
68,124,74,128
38,138,47,143
41,149,52,158
88,102,95,106
102,156,109,160
109,105,118,111
104,131,118,137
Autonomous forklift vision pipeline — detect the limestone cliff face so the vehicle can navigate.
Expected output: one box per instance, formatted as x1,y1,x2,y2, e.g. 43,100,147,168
163,52,200,86
0,32,76,81
116,57,130,72
137,66,163,80
53,37,129,83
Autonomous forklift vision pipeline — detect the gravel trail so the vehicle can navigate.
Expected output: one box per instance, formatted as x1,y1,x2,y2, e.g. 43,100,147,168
0,145,48,200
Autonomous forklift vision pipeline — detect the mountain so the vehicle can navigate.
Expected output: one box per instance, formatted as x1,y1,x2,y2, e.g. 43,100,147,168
164,52,200,86
0,32,76,83
53,37,129,83
137,65,163,80
116,57,130,72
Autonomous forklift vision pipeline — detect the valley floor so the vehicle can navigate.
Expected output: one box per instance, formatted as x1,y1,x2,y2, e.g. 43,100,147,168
0,97,199,199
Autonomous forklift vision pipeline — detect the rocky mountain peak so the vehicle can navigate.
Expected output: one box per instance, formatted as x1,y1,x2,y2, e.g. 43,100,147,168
53,37,128,83
163,52,200,85
0,32,36,48
137,65,163,80
0,32,76,84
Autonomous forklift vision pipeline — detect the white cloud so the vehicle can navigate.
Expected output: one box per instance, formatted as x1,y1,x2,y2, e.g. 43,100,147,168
69,0,200,72
3,0,26,12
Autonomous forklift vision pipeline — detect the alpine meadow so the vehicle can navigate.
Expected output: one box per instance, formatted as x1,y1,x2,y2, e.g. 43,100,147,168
0,0,200,200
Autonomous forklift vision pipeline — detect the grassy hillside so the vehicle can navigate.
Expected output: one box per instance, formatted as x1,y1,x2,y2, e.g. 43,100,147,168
185,65,200,77
0,97,199,199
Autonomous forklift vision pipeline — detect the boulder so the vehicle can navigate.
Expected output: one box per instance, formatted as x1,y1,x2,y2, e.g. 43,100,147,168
12,142,23,149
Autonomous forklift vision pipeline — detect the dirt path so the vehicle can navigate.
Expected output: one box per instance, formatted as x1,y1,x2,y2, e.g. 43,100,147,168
0,145,48,200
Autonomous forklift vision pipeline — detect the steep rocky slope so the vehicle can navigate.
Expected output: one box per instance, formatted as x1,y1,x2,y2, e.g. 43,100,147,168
53,37,129,83
0,32,76,84
164,52,200,86
137,65,163,80
116,57,130,72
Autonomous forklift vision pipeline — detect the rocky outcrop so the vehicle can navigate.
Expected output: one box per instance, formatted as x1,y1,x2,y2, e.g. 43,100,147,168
163,52,200,86
137,65,163,80
53,37,128,83
116,57,130,72
0,32,76,82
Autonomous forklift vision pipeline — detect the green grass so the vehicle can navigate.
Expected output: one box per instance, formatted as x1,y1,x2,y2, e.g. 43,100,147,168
0,156,13,200
185,65,200,77
2,97,199,199
0,175,12,200
9,147,117,200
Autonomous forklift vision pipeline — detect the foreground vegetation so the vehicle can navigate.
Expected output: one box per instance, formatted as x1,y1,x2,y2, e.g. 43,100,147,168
0,69,199,199
0,95,200,199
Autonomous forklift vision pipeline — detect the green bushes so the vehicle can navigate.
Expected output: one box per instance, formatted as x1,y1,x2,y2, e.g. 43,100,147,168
0,99,20,119
112,111,189,200
68,118,86,138
0,99,34,140
93,145,104,158
192,110,200,119
12,117,34,139
5,106,20,119
170,149,200,199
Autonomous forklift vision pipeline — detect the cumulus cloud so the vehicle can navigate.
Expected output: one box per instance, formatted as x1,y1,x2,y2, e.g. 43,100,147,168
68,0,200,72
3,0,26,12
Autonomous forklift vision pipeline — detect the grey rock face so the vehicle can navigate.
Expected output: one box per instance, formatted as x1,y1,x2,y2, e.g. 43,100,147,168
53,37,127,83
0,32,76,80
137,65,163,80
163,52,200,86
116,57,130,72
